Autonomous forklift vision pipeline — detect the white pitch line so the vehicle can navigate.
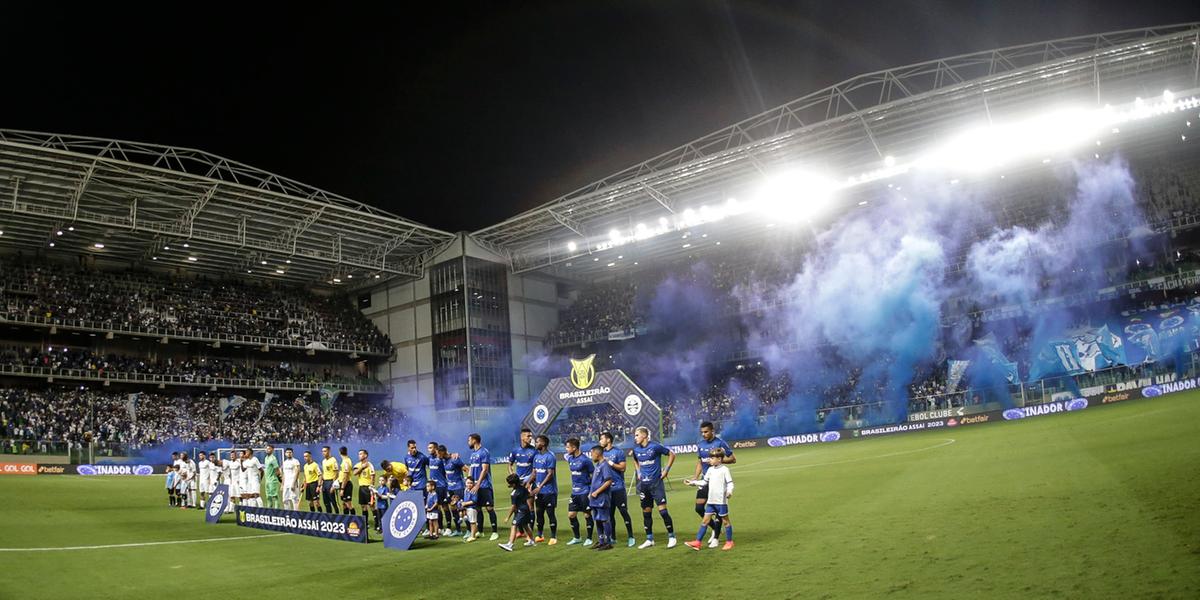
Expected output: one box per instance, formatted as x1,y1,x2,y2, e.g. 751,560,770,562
0,532,288,552
734,438,957,475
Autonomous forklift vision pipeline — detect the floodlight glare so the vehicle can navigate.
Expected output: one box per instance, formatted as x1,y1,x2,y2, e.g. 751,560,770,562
752,168,839,222
922,106,1103,173
566,241,577,252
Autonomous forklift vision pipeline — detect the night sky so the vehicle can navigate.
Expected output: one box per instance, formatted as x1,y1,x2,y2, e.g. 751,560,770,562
3,2,1197,232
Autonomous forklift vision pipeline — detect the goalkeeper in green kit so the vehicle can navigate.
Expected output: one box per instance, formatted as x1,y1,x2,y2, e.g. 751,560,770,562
263,444,283,509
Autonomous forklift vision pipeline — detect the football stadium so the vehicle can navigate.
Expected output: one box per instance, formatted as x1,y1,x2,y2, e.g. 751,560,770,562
3,16,1200,600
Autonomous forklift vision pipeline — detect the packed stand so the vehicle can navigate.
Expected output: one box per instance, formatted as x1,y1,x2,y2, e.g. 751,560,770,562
0,258,391,353
0,347,380,387
0,386,400,451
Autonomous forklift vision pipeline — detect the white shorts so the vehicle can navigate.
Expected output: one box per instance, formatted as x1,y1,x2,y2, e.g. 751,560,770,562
283,484,298,502
242,482,261,496
426,511,440,521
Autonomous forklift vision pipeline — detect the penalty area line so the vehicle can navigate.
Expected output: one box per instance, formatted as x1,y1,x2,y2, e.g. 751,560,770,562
0,532,289,552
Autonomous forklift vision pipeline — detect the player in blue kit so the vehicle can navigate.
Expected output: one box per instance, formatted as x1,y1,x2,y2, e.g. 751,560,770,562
564,437,595,546
427,441,450,535
531,434,558,544
588,445,615,551
405,439,429,498
467,433,500,541
508,427,536,488
632,425,677,548
599,431,636,547
440,444,466,536
694,421,736,548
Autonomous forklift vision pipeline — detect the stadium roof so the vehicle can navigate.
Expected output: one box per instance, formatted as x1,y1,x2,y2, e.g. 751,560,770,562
471,22,1200,277
0,131,457,287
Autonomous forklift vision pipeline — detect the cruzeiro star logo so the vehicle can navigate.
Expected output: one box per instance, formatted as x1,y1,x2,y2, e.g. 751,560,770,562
389,500,419,540
569,354,596,390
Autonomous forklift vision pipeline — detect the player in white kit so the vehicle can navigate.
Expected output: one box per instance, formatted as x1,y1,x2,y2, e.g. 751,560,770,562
241,449,263,508
178,453,197,508
197,451,213,506
225,451,242,513
281,448,301,511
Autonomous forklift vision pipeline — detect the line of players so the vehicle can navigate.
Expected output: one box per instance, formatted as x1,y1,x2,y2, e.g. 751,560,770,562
165,447,275,511
163,420,737,550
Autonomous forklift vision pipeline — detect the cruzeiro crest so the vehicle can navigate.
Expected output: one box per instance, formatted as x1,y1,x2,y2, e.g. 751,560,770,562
390,500,419,540
569,354,596,390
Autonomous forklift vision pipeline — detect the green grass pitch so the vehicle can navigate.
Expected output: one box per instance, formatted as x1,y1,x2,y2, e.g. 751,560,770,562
2,392,1198,599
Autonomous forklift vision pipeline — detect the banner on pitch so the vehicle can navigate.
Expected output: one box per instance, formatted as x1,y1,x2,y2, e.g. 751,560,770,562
381,490,427,551
205,484,230,524
235,506,367,543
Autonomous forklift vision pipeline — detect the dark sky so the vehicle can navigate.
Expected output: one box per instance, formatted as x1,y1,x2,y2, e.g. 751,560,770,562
3,2,1198,232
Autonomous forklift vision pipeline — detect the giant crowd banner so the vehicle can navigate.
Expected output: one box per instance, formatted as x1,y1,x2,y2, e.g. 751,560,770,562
1006,300,1200,381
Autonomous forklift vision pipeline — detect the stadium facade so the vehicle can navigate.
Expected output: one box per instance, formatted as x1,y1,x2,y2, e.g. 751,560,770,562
3,23,1199,431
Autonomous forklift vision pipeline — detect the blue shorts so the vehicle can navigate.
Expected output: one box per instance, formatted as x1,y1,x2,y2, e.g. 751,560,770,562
608,488,627,509
476,487,494,507
637,480,667,508
704,503,729,517
590,506,610,521
568,493,590,512
514,510,534,527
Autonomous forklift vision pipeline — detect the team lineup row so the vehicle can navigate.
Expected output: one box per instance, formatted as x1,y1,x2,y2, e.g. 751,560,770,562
162,422,740,550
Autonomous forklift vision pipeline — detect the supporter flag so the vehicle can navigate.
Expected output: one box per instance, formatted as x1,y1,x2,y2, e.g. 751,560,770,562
220,394,248,421
255,392,276,425
318,387,339,414
945,360,970,393
973,333,1019,384
1097,325,1128,366
125,393,143,424
294,395,316,415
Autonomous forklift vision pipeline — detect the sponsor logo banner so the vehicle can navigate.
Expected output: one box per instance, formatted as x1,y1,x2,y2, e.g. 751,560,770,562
0,463,37,475
668,431,840,454
36,464,66,475
381,490,427,551
907,407,965,422
205,484,230,524
1141,376,1198,399
75,464,157,476
235,506,367,543
1002,398,1088,420
856,412,998,437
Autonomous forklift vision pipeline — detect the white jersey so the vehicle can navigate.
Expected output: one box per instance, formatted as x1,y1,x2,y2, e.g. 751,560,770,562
241,457,262,494
197,459,211,486
178,460,194,488
700,464,734,505
227,459,243,494
281,458,301,488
